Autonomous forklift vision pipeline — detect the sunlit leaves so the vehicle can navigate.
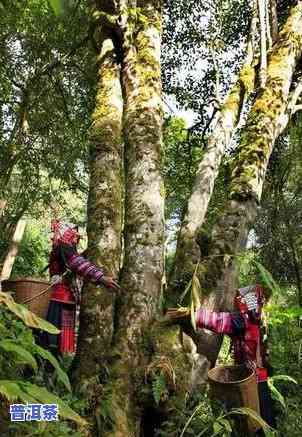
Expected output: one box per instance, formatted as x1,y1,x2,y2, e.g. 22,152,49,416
0,380,86,425
48,0,63,15
0,291,59,334
0,340,38,370
268,375,297,410
34,344,71,392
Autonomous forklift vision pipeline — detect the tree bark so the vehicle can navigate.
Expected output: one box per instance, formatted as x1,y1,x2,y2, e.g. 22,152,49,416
266,0,273,49
194,0,302,368
72,31,123,382
103,2,165,435
269,0,278,42
258,0,268,87
0,218,26,280
230,1,302,203
0,200,6,217
168,12,257,302
73,2,164,436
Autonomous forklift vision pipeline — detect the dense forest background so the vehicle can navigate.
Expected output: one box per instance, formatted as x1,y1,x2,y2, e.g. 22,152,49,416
0,0,302,436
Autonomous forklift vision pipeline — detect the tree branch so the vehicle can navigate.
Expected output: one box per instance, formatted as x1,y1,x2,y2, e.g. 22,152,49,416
266,0,273,49
269,0,278,42
258,0,268,87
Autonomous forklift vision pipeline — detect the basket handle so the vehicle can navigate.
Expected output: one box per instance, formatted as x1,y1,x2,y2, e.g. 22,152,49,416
21,283,53,305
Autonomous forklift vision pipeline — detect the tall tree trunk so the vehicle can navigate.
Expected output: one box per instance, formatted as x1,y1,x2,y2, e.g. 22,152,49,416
269,0,278,42
169,12,257,301
0,200,6,217
193,0,302,370
258,0,268,87
72,30,123,382
1,218,26,280
104,2,164,435
73,2,164,436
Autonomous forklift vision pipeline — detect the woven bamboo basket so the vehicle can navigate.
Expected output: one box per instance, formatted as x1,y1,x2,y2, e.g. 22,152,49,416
208,365,260,435
1,278,52,319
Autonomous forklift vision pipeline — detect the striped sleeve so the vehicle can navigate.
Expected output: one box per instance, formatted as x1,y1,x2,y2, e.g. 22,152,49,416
196,309,234,335
61,245,104,283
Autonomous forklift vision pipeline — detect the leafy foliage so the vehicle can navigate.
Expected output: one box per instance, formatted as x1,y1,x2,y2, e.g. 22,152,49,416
0,380,85,424
0,0,94,233
0,339,38,371
162,0,249,120
268,375,297,410
10,221,49,278
164,117,201,220
0,291,59,333
253,117,302,305
0,302,86,434
152,374,167,406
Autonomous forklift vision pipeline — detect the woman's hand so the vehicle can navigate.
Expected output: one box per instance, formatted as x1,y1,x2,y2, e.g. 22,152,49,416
160,307,191,325
100,276,121,292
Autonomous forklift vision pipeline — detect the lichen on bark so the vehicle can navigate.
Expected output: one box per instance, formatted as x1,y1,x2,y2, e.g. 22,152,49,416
102,2,165,436
193,1,302,370
73,31,123,383
231,1,302,202
168,31,256,304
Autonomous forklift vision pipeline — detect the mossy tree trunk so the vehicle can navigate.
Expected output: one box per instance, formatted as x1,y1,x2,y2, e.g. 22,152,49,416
72,30,123,381
105,2,164,435
74,1,302,434
168,11,257,303
73,2,164,436
191,0,302,370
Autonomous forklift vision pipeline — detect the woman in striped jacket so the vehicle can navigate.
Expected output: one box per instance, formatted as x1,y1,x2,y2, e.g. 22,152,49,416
44,220,120,356
165,284,275,431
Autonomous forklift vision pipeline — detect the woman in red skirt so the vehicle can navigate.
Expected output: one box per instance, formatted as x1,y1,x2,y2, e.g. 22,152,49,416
164,284,275,432
44,219,120,356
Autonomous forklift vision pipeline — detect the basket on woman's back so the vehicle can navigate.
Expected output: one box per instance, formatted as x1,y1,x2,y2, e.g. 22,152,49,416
1,278,51,319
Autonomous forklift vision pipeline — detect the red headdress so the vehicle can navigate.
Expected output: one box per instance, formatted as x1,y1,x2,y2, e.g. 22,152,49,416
234,284,265,316
51,219,80,246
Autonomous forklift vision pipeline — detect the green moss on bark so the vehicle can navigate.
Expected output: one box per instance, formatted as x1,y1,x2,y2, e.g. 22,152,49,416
230,2,302,201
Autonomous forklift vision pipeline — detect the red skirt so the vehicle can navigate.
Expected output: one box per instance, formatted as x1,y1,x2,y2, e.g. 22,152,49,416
51,282,75,304
60,306,75,353
44,300,76,354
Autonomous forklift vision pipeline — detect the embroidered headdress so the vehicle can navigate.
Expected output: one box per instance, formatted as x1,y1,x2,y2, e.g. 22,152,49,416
51,219,80,246
235,284,265,315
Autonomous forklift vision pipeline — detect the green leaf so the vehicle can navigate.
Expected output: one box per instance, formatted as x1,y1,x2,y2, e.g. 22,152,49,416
252,261,280,296
196,425,212,437
228,407,274,435
268,381,286,409
180,403,205,437
0,292,59,334
179,278,192,303
192,273,201,309
0,381,37,403
152,374,166,406
49,0,63,15
190,300,196,331
0,380,86,425
0,381,25,402
218,417,232,433
212,421,223,436
269,375,297,384
19,382,86,425
34,344,71,392
0,340,37,371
